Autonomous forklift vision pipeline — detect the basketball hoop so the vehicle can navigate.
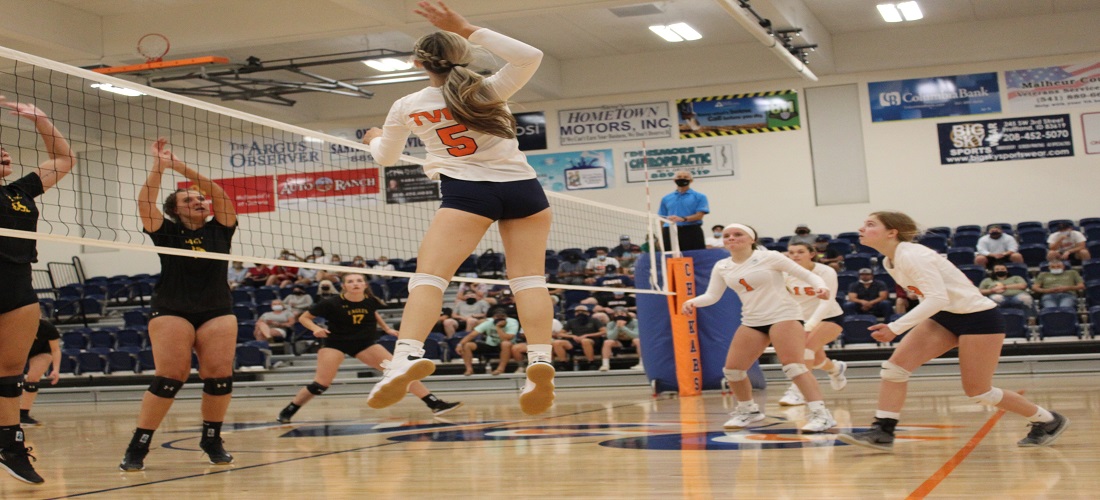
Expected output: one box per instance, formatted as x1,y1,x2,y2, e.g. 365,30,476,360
137,33,170,63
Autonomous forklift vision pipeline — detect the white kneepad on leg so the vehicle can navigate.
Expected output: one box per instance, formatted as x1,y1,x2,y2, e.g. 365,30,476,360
880,361,912,383
723,368,747,382
408,273,449,292
969,387,1004,407
509,275,547,293
781,363,809,380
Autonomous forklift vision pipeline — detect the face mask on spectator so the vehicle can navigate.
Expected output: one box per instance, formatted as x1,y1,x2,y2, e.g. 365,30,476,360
713,232,722,238
292,289,305,295
272,305,284,311
859,278,872,284
313,250,324,257
466,297,477,305
1051,268,1064,275
994,271,1008,278
674,179,690,187
597,255,606,261
615,315,631,322
796,229,809,235
990,231,1002,239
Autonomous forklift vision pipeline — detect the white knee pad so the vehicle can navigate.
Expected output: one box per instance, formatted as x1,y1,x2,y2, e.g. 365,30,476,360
880,361,912,383
508,275,547,294
408,273,449,292
803,348,816,361
782,363,809,380
969,387,1004,407
723,368,747,382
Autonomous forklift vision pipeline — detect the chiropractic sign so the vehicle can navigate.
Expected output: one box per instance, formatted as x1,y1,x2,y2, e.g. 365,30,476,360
623,143,736,183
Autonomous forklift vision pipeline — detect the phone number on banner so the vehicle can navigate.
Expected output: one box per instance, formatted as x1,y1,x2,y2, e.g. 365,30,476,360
937,114,1074,164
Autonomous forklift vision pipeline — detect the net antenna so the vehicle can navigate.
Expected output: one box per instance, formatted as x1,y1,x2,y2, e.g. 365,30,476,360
137,33,171,63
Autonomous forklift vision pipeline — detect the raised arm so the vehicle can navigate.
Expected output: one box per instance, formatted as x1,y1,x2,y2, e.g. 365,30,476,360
137,143,167,233
152,138,236,227
0,96,76,191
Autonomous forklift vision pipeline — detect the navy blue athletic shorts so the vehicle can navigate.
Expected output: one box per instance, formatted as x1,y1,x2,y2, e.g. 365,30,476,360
929,307,1005,335
0,261,38,315
439,175,549,221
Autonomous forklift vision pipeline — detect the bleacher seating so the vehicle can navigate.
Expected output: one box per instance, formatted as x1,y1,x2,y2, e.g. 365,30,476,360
841,315,878,346
1018,244,1048,267
1038,307,1079,339
957,265,986,286
844,253,873,272
1001,309,1029,340
918,233,949,253
952,232,980,248
1017,228,1049,246
946,247,976,267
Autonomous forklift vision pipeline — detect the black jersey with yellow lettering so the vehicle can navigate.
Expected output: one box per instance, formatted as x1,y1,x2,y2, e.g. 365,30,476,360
146,218,236,313
308,294,385,340
28,319,60,357
0,173,44,264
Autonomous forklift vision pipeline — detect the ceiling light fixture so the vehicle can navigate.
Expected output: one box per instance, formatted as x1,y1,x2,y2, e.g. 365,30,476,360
649,22,702,42
363,58,414,72
359,75,430,86
878,2,922,23
90,82,145,97
896,1,923,21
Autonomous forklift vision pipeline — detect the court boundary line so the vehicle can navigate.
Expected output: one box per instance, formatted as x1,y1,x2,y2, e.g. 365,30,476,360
46,402,643,499
905,390,1023,499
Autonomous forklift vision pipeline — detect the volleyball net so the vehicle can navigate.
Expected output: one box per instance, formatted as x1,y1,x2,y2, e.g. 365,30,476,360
0,44,677,295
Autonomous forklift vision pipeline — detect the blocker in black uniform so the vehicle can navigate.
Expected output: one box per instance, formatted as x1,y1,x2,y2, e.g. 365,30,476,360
0,95,76,485
20,319,60,426
276,273,461,423
120,138,239,472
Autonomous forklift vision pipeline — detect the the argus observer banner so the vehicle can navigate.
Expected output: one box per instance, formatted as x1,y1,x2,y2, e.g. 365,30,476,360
677,91,799,138
557,102,672,146
527,149,614,192
623,144,736,183
937,114,1073,164
515,111,547,151
384,165,440,204
1006,62,1100,111
869,73,1000,122
225,137,323,170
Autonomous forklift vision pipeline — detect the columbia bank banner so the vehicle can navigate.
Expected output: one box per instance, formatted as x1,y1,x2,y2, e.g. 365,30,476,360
869,73,1000,122
1005,62,1100,111
937,114,1073,164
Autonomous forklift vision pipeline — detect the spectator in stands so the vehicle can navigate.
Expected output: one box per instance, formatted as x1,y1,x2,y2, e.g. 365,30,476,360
283,286,314,318
242,263,273,288
705,224,725,249
295,255,320,286
267,251,299,287
254,299,296,341
458,309,517,376
350,256,368,268
895,283,920,315
455,282,489,304
616,245,642,277
227,261,248,289
658,170,709,251
979,264,1033,310
452,290,490,331
813,235,844,271
495,288,518,317
608,235,634,259
316,279,340,300
556,252,587,285
511,317,569,374
371,255,394,281
20,319,60,426
584,247,620,284
975,225,1023,268
315,253,344,283
432,307,459,338
599,307,641,372
560,304,606,370
1031,260,1084,310
1047,222,1090,265
310,246,326,260
789,224,817,246
844,268,892,318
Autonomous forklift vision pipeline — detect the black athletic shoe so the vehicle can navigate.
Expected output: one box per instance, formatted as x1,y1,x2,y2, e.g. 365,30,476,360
19,414,40,426
431,401,463,416
199,438,234,465
837,426,896,452
277,406,296,424
0,444,44,484
119,446,149,472
1018,412,1069,447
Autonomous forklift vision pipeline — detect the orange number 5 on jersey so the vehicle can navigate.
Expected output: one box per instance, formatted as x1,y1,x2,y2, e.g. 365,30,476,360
437,124,478,157
739,278,755,292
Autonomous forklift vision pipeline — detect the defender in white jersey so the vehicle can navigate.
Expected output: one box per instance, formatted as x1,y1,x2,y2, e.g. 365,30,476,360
362,2,555,415
839,212,1067,452
682,224,838,433
777,242,848,407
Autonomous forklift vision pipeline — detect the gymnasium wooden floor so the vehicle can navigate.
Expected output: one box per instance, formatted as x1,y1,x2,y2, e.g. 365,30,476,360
5,372,1098,499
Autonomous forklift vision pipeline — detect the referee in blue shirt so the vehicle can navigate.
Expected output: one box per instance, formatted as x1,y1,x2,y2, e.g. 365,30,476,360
658,170,710,251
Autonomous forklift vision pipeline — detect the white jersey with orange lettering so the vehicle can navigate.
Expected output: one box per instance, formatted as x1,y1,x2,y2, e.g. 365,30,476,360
687,249,826,327
885,242,996,334
786,262,843,330
369,28,542,182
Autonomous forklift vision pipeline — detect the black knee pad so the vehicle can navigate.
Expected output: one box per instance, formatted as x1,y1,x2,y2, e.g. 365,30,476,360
306,382,329,396
148,376,185,398
203,377,233,396
23,381,38,393
0,375,24,398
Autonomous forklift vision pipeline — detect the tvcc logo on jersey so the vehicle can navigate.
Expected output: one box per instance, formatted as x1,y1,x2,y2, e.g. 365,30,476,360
879,92,902,107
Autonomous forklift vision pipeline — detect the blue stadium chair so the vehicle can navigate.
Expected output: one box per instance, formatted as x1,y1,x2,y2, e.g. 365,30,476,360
76,351,109,375
58,352,77,374
1079,217,1100,227
61,331,88,351
397,259,418,273
827,240,852,255
1038,307,1079,339
137,349,156,372
387,278,410,303
874,270,895,292
233,304,256,321
757,237,775,245
841,315,879,346
39,299,55,320
1015,221,1043,231
844,253,873,272
79,295,108,318
927,226,951,238
424,332,446,361
1086,280,1100,308
946,247,976,267
376,334,398,354
237,320,257,343
1089,306,1100,338
764,242,785,252
107,351,137,373
562,289,591,309
1089,241,1100,260
1085,226,1100,242
231,288,254,304
1016,228,1049,246
446,331,470,360
545,255,561,277
1001,309,1029,340
255,302,272,316
835,232,861,245
123,308,150,328
1047,219,1075,232
235,344,270,369
477,252,505,278
83,284,107,297
88,330,114,349
1018,244,1049,267
369,281,386,300
918,234,949,253
954,225,982,234
957,265,987,286
128,279,156,301
559,248,583,259
1079,259,1100,282
115,329,144,350
457,255,479,276
777,236,792,246
952,232,980,248
106,281,131,303
253,286,279,304
1005,263,1029,280
836,271,859,295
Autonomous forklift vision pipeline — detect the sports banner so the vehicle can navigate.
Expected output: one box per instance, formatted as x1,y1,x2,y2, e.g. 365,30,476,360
515,111,547,151
1006,62,1100,111
178,175,275,214
527,149,614,192
677,91,799,139
384,165,440,204
276,168,380,209
1082,112,1100,155
937,114,1074,164
557,102,672,145
623,143,736,183
869,72,1000,122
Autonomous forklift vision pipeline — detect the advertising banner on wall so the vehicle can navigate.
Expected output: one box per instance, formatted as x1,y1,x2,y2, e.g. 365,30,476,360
937,114,1073,164
557,102,672,146
178,175,275,214
225,137,324,170
275,168,380,209
1081,112,1100,155
677,91,800,139
1006,62,1100,111
515,111,547,151
622,143,736,183
384,165,440,204
869,73,1000,122
526,149,614,192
